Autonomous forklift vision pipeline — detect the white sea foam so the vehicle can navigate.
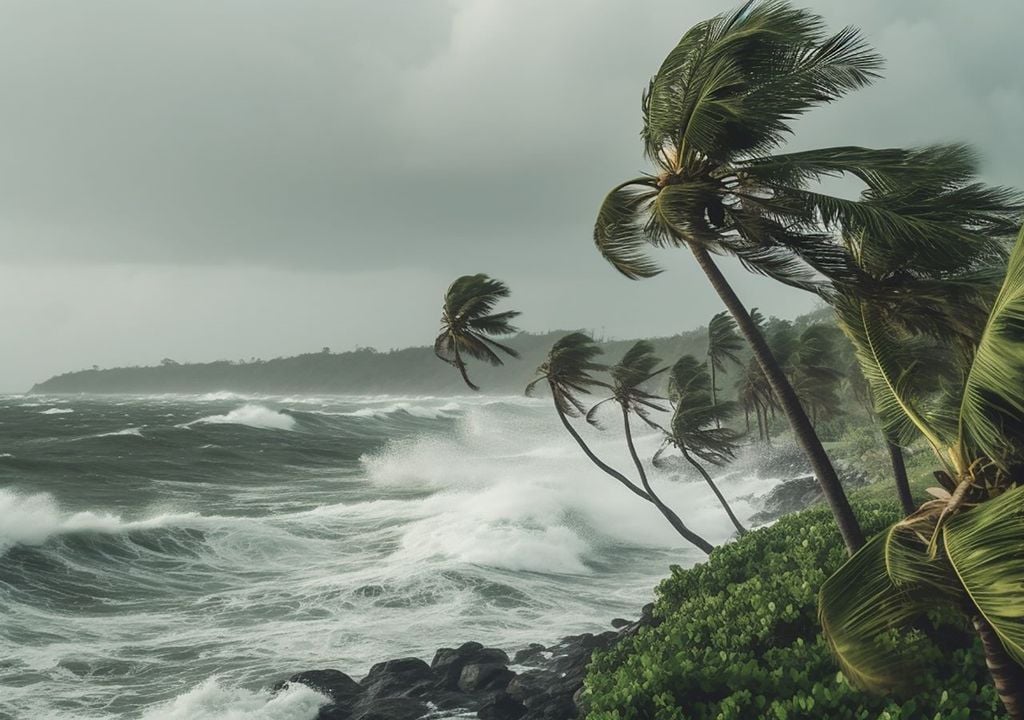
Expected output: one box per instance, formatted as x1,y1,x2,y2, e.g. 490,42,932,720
328,401,460,420
91,427,145,439
196,391,256,402
189,404,296,431
139,677,327,720
0,490,202,552
40,407,75,415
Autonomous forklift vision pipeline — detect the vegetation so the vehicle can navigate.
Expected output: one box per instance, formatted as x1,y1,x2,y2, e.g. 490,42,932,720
584,503,1007,719
434,274,521,391
705,312,743,425
659,354,746,536
526,335,714,553
819,227,1024,716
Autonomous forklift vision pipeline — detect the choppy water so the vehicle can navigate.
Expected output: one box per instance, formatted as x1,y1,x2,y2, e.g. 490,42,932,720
0,393,784,719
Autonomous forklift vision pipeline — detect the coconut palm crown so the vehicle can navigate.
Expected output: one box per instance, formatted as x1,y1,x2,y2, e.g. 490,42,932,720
819,227,1024,716
435,274,520,391
525,332,609,417
586,341,668,428
594,1,1018,293
665,355,741,467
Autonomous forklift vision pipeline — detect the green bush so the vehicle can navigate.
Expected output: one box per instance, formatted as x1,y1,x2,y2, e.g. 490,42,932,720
584,503,1005,719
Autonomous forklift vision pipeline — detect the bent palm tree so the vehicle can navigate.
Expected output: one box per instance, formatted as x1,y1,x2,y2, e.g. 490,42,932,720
525,333,649,503
593,1,1020,553
435,274,520,391
588,342,714,554
662,355,746,536
819,227,1024,718
706,312,744,426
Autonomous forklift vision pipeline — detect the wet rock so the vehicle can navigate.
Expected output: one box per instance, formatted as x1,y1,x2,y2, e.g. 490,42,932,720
351,697,429,720
458,663,515,693
276,669,364,704
610,618,630,629
360,657,434,700
511,643,546,666
478,692,528,720
432,642,510,690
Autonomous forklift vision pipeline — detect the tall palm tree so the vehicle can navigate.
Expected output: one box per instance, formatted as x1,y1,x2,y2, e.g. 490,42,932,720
706,312,744,426
662,355,746,536
819,228,1024,717
592,1,1019,553
524,333,649,503
588,341,714,554
435,274,520,391
789,324,845,426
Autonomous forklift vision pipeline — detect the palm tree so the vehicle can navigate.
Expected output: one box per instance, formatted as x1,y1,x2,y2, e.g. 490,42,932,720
788,324,844,426
524,333,649,503
587,341,714,554
661,355,747,536
592,1,1019,553
435,274,520,391
706,312,744,426
819,228,1024,717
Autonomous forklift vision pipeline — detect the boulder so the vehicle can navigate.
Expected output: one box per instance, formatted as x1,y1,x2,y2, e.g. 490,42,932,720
360,657,435,700
458,663,515,693
477,692,528,720
351,697,429,720
432,642,510,690
511,643,546,666
276,669,364,704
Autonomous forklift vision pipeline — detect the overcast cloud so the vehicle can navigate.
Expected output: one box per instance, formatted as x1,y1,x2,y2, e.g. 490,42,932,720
0,0,1021,390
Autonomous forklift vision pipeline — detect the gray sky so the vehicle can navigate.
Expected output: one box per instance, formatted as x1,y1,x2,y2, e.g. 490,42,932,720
1,0,1022,391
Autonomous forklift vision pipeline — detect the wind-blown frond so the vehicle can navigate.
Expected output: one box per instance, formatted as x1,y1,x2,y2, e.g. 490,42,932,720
955,227,1024,470
594,178,662,279
833,293,954,451
642,1,881,164
944,484,1024,666
526,333,609,418
666,355,740,464
818,529,959,694
707,312,744,372
436,274,520,390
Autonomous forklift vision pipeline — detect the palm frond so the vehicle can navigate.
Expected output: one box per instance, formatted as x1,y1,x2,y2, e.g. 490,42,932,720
527,333,609,418
594,178,662,279
833,293,954,451
819,528,958,694
643,1,881,163
944,484,1024,666
956,227,1024,470
707,311,744,371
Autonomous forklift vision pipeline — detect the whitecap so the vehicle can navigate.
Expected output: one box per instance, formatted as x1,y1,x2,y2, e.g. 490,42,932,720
0,489,202,552
139,677,327,720
186,404,296,431
40,407,74,415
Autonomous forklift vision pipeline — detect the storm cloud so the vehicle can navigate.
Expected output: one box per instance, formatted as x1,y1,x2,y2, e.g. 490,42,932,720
1,0,1021,389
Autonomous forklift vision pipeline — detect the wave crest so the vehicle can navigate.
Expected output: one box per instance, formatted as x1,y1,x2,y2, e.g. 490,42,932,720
188,404,296,431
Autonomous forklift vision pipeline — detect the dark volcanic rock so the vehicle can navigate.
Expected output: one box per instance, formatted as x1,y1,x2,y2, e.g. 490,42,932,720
432,642,510,691
458,663,514,693
511,643,546,666
351,697,429,720
478,692,528,720
276,669,364,704
282,612,639,720
360,657,434,700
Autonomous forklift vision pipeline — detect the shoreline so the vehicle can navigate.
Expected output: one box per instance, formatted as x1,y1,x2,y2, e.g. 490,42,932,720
275,604,657,720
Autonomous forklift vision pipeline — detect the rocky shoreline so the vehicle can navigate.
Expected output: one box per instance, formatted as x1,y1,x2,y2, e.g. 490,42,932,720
274,604,658,720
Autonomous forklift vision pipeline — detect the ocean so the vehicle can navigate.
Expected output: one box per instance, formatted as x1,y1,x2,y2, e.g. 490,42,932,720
0,393,784,719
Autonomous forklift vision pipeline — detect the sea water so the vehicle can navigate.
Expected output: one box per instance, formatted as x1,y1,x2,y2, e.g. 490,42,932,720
0,393,784,719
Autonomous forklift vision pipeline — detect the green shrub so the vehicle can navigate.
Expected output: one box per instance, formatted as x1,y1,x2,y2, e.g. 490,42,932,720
584,503,1005,719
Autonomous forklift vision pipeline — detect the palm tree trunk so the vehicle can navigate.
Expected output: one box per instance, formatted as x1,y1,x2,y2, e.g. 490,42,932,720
689,243,865,553
620,406,714,555
744,405,751,433
973,612,1024,719
680,448,746,536
553,402,650,502
756,404,765,442
710,361,721,429
454,353,480,392
886,438,915,515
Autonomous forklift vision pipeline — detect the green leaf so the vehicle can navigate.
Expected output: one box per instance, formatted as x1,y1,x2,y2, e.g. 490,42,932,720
944,483,1024,666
